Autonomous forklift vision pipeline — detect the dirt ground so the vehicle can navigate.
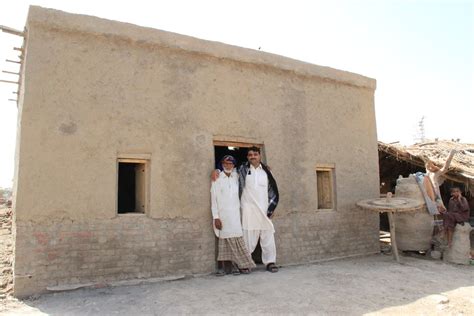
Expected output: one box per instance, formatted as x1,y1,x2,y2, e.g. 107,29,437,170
0,254,472,315
0,208,13,297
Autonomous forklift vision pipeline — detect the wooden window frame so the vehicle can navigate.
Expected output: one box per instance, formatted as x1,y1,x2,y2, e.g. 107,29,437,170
213,140,263,149
116,156,150,216
316,163,336,210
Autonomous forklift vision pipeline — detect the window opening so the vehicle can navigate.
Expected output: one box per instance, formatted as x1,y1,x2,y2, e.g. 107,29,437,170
117,160,147,214
316,167,335,210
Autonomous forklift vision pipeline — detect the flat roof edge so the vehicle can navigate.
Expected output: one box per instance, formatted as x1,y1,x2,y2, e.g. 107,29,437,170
26,6,376,90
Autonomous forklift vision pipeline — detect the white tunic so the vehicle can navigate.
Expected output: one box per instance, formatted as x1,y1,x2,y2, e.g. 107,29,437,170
241,164,274,232
210,171,243,238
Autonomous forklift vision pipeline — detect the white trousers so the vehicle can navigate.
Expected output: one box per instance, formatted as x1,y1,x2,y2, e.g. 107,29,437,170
243,229,276,265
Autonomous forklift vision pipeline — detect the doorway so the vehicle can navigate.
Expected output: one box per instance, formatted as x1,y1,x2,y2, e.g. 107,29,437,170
213,140,264,169
214,146,247,169
213,140,265,265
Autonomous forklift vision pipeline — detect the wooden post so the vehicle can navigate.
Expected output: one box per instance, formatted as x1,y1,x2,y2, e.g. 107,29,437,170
0,26,24,37
387,211,400,263
2,70,20,75
0,79,19,84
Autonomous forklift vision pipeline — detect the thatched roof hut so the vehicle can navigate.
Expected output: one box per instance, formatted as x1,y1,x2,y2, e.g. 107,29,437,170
378,140,474,194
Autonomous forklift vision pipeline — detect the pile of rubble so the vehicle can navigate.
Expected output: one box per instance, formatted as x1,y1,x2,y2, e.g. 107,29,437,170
0,208,13,297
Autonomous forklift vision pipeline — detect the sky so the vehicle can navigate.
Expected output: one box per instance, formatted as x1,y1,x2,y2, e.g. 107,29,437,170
0,0,473,187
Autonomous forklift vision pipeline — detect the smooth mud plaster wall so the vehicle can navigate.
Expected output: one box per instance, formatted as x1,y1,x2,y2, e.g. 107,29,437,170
13,6,379,297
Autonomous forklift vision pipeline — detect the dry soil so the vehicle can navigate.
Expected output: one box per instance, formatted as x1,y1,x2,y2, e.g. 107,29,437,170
0,254,472,315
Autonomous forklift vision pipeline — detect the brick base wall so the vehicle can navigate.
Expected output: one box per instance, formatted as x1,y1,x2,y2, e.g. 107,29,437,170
14,216,216,297
274,210,379,264
13,209,379,297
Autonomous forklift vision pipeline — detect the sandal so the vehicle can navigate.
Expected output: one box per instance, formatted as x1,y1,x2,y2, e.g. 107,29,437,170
240,268,251,274
231,265,241,275
266,263,279,273
215,269,226,277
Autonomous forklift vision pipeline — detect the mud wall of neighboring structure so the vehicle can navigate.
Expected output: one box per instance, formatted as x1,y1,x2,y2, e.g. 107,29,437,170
13,6,379,297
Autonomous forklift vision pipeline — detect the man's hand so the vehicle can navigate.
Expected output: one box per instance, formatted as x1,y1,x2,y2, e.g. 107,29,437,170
214,218,222,230
211,169,220,182
438,205,447,213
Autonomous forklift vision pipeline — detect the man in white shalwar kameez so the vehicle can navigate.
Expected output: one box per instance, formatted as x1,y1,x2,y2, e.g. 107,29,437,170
238,147,280,272
211,155,256,276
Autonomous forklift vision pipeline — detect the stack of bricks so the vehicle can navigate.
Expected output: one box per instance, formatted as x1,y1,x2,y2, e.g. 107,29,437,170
0,208,13,297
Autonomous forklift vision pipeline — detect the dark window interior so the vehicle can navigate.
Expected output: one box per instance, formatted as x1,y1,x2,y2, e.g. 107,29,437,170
118,162,137,213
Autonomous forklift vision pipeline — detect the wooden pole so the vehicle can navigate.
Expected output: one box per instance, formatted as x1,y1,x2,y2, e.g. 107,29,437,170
2,70,19,75
0,26,24,37
387,211,400,263
0,79,19,84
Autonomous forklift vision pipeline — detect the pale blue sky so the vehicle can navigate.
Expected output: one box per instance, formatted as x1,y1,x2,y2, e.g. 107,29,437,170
0,0,473,187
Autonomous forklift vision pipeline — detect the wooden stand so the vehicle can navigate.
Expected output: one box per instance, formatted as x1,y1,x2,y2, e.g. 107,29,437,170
387,211,400,262
356,197,423,264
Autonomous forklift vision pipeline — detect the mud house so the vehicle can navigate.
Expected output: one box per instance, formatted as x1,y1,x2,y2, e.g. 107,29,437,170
11,6,379,297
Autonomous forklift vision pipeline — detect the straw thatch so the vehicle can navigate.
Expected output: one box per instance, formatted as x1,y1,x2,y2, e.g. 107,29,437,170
378,140,474,188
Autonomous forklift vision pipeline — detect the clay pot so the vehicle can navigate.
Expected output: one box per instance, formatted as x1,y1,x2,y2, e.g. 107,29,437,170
393,175,433,251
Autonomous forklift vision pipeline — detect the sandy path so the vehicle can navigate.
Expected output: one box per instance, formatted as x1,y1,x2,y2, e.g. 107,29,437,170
1,254,473,315
0,208,13,297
